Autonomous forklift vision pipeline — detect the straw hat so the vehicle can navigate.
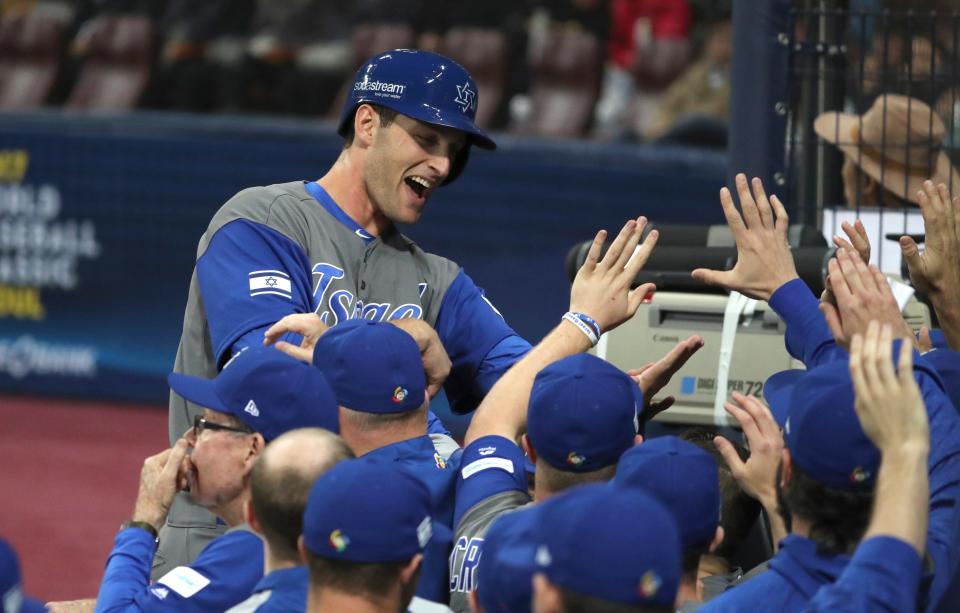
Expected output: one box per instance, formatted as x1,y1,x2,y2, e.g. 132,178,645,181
814,94,959,205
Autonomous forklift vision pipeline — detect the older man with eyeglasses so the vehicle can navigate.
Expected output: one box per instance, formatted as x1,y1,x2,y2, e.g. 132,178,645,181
88,345,340,613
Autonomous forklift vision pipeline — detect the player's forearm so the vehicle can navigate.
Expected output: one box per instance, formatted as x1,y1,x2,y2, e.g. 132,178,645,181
464,320,590,446
865,445,929,555
930,299,960,351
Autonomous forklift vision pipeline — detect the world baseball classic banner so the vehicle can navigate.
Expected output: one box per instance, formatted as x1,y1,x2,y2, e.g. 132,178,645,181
0,111,724,405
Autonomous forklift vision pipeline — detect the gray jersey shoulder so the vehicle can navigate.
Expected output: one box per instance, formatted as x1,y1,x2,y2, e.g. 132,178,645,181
448,491,532,613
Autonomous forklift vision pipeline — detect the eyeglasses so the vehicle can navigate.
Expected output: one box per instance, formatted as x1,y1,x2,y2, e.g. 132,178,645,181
192,415,253,438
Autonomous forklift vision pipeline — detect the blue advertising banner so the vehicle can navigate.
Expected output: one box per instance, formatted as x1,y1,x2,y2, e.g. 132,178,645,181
0,111,725,405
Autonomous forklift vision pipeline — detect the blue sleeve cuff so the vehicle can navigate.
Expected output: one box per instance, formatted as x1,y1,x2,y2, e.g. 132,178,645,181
852,536,922,574
928,329,950,350
768,278,819,322
454,435,529,527
767,278,841,366
94,528,158,611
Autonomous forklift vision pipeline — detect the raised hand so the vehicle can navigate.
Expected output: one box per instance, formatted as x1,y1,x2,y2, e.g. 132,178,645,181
900,181,960,349
263,313,330,362
833,219,871,264
569,216,659,333
848,320,930,555
900,181,960,297
132,438,191,531
820,248,914,350
848,321,929,453
692,174,799,300
627,335,704,420
714,391,789,549
714,392,784,508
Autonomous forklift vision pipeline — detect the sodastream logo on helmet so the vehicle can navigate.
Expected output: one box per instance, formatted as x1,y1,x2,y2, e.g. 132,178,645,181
354,78,406,100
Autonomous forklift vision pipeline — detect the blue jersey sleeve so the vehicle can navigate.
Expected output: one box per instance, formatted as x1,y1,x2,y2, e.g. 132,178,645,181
767,279,845,368
914,353,960,610
94,528,157,613
146,530,263,612
96,529,263,613
454,435,529,527
196,219,313,367
435,270,531,413
802,537,922,613
920,348,960,412
928,328,951,350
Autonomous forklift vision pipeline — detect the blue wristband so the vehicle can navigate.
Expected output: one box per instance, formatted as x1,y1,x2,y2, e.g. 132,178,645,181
563,312,601,346
571,312,602,339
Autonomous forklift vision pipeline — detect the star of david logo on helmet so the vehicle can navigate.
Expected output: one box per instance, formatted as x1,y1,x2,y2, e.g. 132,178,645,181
454,82,477,113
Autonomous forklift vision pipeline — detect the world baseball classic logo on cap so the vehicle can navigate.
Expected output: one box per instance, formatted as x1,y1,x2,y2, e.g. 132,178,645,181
849,466,872,484
638,570,662,598
392,386,408,404
566,451,586,467
328,529,350,553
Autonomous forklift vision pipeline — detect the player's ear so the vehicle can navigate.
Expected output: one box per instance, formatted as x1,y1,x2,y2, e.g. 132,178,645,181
400,553,423,585
297,535,310,565
242,434,266,475
532,573,562,613
709,526,725,554
520,434,537,464
354,104,379,148
780,448,793,488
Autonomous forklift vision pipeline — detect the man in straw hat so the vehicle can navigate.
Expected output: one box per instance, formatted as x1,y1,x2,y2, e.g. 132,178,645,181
814,94,959,207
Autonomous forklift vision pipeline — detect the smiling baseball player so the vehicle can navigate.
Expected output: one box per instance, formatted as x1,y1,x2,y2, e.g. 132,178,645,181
157,49,532,578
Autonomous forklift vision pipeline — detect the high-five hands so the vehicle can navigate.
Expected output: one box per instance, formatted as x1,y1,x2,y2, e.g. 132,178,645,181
628,335,704,420
820,248,915,350
692,174,799,301
570,216,659,333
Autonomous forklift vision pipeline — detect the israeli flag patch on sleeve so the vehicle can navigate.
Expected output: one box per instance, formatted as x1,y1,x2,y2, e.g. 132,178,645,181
156,566,211,598
249,270,292,299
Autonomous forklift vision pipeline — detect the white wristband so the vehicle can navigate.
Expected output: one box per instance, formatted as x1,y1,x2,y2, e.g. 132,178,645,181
562,312,599,346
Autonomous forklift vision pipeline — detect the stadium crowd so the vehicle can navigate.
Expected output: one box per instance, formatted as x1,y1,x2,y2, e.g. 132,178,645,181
4,33,960,613
0,0,731,143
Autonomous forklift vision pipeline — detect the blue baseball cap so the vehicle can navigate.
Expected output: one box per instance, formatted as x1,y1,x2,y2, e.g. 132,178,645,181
476,506,540,613
535,483,682,607
313,320,426,414
614,436,720,551
302,457,448,562
0,539,46,613
527,354,641,472
764,362,880,491
168,345,339,441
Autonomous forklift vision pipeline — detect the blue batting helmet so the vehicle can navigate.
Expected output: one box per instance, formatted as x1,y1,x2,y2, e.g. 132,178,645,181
337,49,496,184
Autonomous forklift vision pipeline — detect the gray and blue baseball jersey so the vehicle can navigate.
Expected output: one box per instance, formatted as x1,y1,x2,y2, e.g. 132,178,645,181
448,435,533,613
158,181,530,577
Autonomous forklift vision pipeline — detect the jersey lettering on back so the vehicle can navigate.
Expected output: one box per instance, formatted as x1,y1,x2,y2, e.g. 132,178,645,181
449,536,483,593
